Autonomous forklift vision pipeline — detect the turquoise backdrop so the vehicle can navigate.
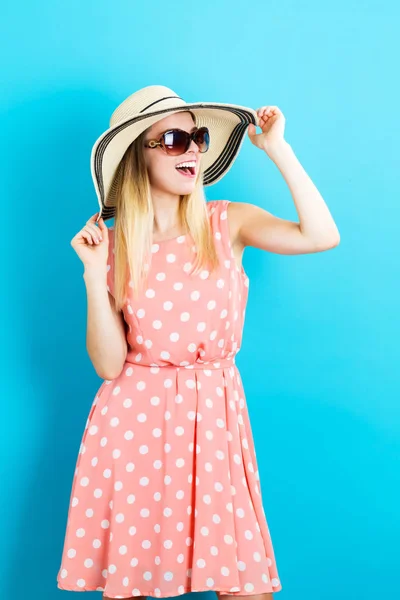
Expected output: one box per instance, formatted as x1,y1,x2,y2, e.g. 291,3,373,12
1,1,398,599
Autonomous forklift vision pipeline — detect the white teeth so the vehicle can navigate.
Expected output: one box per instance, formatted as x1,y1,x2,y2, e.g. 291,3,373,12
175,161,196,168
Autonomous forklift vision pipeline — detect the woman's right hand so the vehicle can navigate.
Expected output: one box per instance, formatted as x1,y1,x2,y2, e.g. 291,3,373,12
71,213,110,270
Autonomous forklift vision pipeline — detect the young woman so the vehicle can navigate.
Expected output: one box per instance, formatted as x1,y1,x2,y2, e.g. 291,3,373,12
56,85,340,600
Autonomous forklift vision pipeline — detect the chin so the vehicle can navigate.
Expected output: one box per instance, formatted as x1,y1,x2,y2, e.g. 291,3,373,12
168,183,197,195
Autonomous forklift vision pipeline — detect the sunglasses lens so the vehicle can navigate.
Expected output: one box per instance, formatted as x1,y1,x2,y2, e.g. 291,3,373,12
194,127,210,153
163,130,189,156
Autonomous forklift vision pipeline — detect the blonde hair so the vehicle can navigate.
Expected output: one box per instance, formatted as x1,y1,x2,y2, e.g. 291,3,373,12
110,111,220,312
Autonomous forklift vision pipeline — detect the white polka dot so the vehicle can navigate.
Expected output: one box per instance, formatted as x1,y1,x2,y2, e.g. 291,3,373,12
212,514,221,524
224,534,233,544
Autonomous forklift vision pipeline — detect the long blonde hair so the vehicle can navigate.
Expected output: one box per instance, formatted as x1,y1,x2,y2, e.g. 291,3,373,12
110,111,221,312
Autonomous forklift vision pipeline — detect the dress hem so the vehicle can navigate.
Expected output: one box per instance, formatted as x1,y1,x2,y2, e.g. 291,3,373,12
57,582,282,597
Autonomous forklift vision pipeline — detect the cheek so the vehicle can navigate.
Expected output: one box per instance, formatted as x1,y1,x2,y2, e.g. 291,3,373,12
147,156,176,184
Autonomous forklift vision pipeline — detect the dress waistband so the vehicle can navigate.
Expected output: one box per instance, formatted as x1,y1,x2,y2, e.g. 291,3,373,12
124,355,236,370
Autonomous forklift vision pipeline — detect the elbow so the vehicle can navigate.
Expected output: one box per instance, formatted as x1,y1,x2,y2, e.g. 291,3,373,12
327,234,340,248
96,363,125,381
315,233,340,251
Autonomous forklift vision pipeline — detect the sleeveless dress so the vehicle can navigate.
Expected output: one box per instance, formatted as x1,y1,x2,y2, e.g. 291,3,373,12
56,199,282,598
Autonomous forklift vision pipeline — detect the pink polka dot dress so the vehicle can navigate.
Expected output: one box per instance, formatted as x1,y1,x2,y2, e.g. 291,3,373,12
56,199,282,598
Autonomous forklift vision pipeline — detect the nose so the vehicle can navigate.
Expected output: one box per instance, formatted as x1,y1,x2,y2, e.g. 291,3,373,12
187,138,200,156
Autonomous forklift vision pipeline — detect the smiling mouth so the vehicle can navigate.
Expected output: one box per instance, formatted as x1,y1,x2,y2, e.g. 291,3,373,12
175,165,196,177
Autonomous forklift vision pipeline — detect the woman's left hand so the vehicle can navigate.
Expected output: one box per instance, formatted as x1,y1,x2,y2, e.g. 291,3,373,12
247,105,286,153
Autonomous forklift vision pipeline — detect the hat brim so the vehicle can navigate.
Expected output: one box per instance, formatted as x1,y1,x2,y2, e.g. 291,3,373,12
91,102,258,221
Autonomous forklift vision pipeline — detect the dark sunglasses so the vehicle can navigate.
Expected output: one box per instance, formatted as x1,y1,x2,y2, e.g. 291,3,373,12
144,126,210,156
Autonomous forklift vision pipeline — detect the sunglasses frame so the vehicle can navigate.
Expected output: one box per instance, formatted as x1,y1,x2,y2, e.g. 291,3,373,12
143,126,210,156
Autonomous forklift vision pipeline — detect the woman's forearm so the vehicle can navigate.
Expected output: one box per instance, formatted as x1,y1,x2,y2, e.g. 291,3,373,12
267,140,340,245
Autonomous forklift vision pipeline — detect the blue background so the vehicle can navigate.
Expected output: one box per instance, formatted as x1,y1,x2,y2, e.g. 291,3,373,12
1,1,399,599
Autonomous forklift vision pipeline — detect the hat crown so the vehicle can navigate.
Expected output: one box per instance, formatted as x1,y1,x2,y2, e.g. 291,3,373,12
109,85,188,128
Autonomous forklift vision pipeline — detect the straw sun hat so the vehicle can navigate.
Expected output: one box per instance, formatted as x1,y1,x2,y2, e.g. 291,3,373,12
90,85,259,222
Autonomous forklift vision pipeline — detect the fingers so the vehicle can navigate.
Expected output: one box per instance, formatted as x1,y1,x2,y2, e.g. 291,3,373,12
87,212,101,224
80,215,103,245
257,106,279,120
82,213,108,245
83,223,103,245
